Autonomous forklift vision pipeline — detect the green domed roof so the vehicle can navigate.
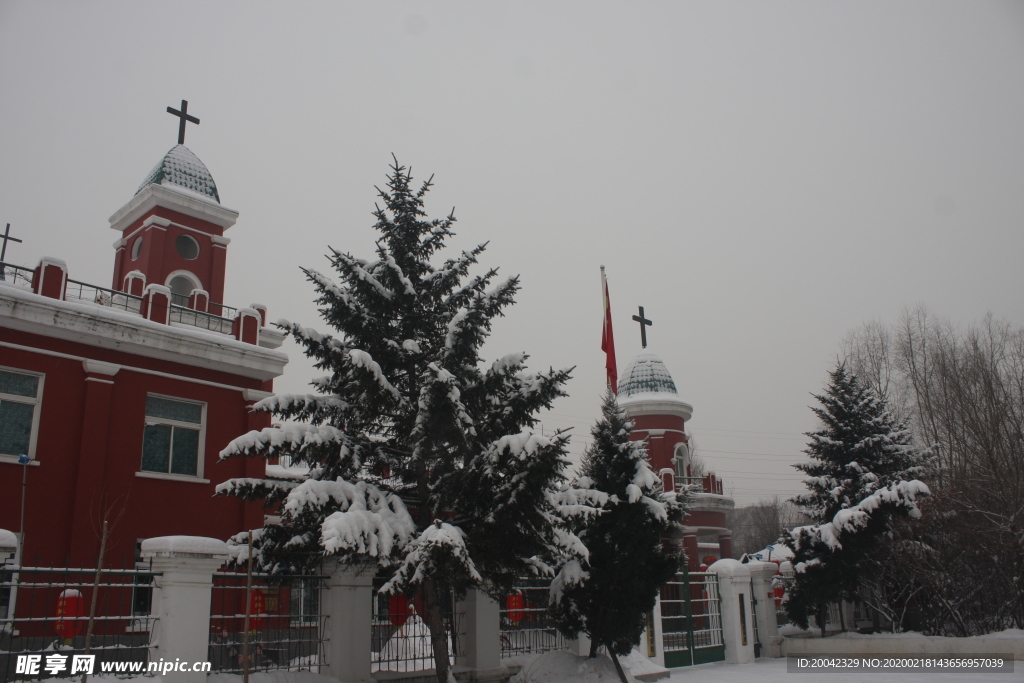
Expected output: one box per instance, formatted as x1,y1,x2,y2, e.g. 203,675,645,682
619,352,678,397
137,145,220,203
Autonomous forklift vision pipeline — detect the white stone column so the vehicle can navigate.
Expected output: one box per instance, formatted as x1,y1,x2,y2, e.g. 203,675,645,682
323,562,374,683
141,536,228,683
708,559,755,665
746,561,782,658
650,593,666,667
567,632,592,657
455,587,507,679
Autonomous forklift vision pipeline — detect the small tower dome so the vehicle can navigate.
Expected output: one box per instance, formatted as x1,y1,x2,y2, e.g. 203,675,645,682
618,351,678,397
137,145,220,203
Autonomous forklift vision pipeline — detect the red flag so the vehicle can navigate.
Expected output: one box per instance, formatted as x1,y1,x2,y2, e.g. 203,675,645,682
601,266,618,394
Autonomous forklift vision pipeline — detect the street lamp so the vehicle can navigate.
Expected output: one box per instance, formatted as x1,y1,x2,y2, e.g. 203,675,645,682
17,454,30,562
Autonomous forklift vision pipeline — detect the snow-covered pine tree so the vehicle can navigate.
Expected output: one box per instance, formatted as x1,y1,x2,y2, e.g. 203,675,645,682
550,389,686,682
216,159,599,683
784,363,931,631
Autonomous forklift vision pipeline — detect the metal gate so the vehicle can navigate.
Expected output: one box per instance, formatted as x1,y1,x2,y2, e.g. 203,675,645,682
659,571,724,667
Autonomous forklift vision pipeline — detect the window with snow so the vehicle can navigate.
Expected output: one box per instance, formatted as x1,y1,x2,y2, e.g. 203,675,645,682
175,234,200,260
0,367,43,463
131,236,143,261
140,395,205,478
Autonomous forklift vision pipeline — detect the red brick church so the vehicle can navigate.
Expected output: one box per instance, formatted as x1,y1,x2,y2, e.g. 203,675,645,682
0,104,288,568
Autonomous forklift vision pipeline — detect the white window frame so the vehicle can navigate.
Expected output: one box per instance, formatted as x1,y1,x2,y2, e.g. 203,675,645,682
137,393,207,481
0,365,44,465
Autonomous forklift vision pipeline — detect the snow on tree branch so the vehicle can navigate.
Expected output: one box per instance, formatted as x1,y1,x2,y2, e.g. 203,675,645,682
380,521,482,594
309,479,417,561
219,424,349,460
793,479,931,560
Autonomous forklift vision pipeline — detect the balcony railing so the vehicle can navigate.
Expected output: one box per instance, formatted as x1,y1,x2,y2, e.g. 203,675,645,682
1,262,242,339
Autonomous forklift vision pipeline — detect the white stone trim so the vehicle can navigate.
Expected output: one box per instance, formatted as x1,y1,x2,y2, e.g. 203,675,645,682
242,388,274,402
0,340,282,393
0,288,287,381
109,183,238,233
210,235,230,246
135,471,211,485
83,360,121,376
85,377,115,385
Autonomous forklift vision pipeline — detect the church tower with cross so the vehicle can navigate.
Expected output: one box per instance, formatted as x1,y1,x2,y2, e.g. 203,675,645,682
617,307,736,569
110,101,235,310
0,101,287,570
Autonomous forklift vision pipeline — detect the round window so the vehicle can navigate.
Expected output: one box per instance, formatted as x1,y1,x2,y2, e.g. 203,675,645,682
175,234,200,260
131,236,143,260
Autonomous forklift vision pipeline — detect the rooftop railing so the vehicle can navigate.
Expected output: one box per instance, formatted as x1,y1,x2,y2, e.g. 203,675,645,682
1,261,244,339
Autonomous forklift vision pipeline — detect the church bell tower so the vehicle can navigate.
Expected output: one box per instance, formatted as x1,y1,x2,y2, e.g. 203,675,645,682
109,100,238,312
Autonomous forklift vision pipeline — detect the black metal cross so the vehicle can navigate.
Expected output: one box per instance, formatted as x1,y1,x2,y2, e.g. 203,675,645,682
1,223,22,263
167,99,200,145
632,306,653,348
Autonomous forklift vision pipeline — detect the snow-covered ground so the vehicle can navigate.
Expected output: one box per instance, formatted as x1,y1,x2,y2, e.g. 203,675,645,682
666,658,1018,683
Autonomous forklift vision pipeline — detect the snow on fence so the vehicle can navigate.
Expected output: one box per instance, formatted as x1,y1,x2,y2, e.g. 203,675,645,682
499,577,569,658
660,571,725,667
207,568,328,674
371,576,464,672
0,562,159,681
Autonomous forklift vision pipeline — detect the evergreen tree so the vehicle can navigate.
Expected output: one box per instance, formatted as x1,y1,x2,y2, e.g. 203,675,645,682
550,389,686,682
217,159,598,683
784,363,931,631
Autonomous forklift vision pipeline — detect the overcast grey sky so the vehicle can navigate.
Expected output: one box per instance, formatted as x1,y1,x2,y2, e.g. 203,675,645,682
2,1,1022,506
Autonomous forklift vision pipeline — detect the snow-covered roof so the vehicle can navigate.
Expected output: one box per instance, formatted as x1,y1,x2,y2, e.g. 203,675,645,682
137,145,220,204
618,351,678,397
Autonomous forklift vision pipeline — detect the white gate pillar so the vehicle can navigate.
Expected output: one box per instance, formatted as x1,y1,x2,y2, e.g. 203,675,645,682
747,561,783,657
142,536,228,683
323,562,374,683
708,559,755,665
455,587,507,679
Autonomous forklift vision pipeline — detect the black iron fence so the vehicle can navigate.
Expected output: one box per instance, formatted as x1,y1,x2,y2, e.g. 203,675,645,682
0,563,158,681
208,569,328,674
371,577,464,673
499,578,568,658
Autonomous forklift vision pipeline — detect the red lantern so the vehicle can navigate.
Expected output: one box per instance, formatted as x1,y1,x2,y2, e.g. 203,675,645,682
55,589,85,639
248,589,266,630
388,593,425,627
773,585,785,608
505,592,525,623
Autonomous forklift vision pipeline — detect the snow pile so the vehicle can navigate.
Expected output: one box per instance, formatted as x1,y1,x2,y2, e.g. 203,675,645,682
207,671,337,683
372,614,456,672
510,650,637,683
0,528,17,550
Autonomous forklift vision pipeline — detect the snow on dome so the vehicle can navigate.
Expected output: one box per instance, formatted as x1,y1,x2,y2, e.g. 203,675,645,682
137,145,220,203
618,351,678,397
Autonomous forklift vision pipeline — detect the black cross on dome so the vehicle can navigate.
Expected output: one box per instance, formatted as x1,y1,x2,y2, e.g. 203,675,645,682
632,306,652,348
167,99,200,145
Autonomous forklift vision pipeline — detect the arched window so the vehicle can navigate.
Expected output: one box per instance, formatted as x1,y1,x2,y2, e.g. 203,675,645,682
166,271,201,306
674,442,689,480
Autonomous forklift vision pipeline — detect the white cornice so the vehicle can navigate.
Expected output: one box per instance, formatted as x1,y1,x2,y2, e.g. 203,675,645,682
688,492,736,512
0,286,286,381
109,183,239,233
619,393,693,421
